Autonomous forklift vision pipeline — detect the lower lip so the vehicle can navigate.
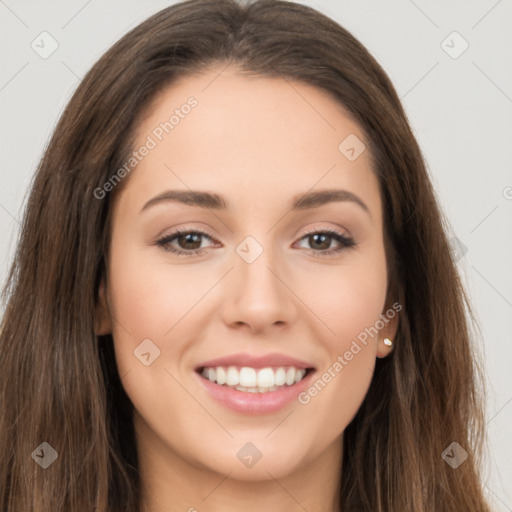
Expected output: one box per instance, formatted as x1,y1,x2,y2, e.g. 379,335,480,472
195,370,315,414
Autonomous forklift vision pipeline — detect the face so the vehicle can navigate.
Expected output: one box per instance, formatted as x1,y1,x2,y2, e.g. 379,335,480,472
96,65,398,483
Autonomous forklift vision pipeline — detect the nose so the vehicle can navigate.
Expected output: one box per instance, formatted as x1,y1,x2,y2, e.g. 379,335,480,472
220,243,298,336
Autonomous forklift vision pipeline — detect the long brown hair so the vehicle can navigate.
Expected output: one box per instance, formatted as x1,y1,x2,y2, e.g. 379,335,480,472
0,0,491,510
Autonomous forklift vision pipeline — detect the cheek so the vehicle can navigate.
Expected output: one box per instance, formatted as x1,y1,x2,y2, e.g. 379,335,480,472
107,242,210,340
295,261,387,451
300,248,388,348
106,238,221,389
105,243,207,443
331,267,387,342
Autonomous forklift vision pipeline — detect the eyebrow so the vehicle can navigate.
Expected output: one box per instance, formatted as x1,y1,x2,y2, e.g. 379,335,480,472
140,188,370,217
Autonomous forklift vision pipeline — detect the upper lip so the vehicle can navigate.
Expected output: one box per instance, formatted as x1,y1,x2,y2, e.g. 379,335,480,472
196,352,316,370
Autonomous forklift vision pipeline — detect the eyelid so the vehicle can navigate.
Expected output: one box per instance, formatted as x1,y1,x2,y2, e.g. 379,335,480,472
299,224,352,239
156,222,351,241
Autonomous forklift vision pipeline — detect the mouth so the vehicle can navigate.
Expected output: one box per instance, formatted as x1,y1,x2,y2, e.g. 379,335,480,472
196,365,315,393
194,354,317,414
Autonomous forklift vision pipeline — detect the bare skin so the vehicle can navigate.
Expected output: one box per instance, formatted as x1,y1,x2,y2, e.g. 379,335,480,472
96,64,398,512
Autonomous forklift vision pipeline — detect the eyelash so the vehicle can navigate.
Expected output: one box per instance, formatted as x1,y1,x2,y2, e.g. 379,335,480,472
155,228,356,258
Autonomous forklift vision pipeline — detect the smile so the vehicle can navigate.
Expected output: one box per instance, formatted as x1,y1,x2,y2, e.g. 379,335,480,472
194,353,316,414
199,365,311,393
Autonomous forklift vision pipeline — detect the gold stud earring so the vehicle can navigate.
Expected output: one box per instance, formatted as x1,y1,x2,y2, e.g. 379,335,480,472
383,338,393,347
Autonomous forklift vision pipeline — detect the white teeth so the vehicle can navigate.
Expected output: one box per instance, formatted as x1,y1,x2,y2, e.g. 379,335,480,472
274,367,286,386
285,367,296,386
257,367,275,388
226,366,239,386
216,366,226,385
200,365,309,392
239,367,257,387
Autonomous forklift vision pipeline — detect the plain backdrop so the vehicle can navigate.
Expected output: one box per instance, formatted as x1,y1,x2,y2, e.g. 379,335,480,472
1,0,511,509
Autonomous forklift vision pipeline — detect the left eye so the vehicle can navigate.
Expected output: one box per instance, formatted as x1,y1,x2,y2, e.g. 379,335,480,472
295,230,356,255
155,229,356,257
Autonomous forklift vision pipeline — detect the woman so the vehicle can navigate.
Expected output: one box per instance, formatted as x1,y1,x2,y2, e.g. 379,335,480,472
0,0,492,510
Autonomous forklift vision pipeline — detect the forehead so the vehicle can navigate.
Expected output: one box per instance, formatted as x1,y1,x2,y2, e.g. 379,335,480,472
137,65,365,152
121,65,380,218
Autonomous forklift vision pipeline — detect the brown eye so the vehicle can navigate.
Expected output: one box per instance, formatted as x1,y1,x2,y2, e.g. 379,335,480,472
176,232,203,250
156,230,215,255
307,233,332,250
296,229,356,257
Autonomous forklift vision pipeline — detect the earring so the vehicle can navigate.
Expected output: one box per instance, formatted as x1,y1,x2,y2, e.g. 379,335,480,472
383,338,393,347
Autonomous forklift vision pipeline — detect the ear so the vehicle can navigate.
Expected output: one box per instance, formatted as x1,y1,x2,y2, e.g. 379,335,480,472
94,278,112,336
376,302,400,359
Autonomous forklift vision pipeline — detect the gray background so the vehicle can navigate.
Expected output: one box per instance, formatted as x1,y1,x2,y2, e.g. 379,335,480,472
1,0,511,509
